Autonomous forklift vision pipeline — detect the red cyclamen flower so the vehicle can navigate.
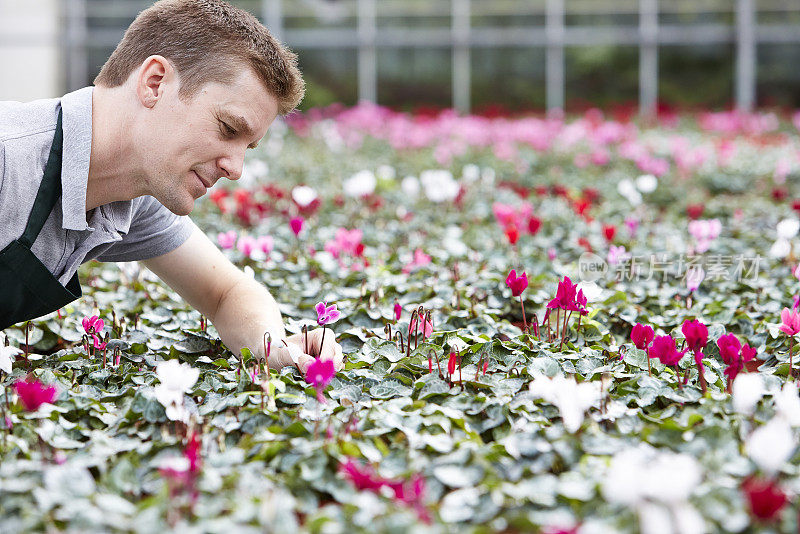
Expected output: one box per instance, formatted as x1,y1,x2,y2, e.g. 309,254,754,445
648,335,687,366
742,477,788,522
681,319,708,353
447,352,458,376
14,379,57,412
394,302,402,321
505,269,528,297
315,301,341,326
630,323,654,350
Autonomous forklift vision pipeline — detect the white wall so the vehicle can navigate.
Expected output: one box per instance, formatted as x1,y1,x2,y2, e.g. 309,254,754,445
0,0,60,102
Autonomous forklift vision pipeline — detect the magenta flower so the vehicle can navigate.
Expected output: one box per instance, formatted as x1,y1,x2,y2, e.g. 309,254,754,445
505,269,528,297
648,335,687,366
82,315,104,335
289,217,304,237
315,302,341,326
339,459,384,491
306,357,335,401
547,276,579,311
394,302,402,321
14,379,57,412
717,333,741,366
681,320,708,353
630,323,654,351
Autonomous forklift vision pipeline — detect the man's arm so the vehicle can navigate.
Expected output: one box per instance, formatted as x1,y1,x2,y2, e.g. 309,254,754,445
141,225,341,372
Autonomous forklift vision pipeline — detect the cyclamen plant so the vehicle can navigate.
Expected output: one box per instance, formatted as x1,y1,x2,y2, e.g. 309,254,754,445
505,269,528,333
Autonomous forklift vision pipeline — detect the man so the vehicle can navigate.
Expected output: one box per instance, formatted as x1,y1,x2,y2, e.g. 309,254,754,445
0,0,342,374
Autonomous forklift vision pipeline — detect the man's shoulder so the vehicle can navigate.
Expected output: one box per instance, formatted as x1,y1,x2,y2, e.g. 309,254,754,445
0,97,60,143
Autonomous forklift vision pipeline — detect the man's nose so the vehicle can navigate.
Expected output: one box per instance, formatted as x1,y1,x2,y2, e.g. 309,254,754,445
218,149,246,181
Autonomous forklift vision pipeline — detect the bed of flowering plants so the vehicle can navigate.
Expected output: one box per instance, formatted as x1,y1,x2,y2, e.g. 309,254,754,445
4,105,800,533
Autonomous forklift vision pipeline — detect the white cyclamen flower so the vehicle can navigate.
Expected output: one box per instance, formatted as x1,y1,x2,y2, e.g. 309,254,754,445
461,164,481,183
732,373,765,415
401,176,420,198
636,174,658,193
774,382,800,426
617,179,642,206
376,165,396,181
776,218,800,240
420,169,460,203
769,238,791,259
0,345,22,374
343,170,377,198
529,374,599,433
154,360,199,414
746,417,795,475
291,185,318,207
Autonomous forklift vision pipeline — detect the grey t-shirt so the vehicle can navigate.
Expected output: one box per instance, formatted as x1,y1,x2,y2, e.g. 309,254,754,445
0,87,195,286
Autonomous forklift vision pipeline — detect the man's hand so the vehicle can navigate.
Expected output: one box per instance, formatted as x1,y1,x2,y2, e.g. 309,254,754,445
266,327,344,374
142,224,344,376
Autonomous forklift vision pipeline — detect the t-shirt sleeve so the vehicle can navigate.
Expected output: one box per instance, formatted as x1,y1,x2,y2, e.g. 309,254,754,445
95,195,195,262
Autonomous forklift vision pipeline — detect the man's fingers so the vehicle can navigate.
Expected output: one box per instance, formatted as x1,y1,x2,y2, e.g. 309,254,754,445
266,345,296,370
307,328,344,370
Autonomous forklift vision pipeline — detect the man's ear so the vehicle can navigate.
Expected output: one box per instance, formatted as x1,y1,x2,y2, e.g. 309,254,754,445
136,55,174,109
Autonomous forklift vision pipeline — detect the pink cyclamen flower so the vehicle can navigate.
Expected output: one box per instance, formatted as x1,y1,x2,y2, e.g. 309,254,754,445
92,335,107,351
779,307,800,336
648,335,687,366
315,302,341,326
402,248,432,274
14,379,57,412
547,248,557,261
409,315,433,339
505,269,528,297
289,217,304,237
257,235,274,257
217,230,237,249
685,266,705,292
394,302,402,321
236,235,257,257
82,315,104,335
630,323,654,351
306,357,335,399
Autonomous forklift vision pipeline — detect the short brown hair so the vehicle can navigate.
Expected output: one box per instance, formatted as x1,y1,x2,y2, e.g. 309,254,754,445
94,0,304,115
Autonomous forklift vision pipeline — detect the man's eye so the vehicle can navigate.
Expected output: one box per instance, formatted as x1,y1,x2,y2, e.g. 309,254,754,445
220,122,236,137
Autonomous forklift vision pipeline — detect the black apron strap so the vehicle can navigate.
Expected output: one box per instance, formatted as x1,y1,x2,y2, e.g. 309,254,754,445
19,109,64,249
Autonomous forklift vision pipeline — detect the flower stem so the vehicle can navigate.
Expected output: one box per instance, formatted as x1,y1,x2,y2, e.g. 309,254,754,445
320,326,327,359
646,343,652,377
790,336,795,380
519,295,528,334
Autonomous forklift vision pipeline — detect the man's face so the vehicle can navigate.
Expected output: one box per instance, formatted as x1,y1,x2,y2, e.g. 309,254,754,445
137,68,279,216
